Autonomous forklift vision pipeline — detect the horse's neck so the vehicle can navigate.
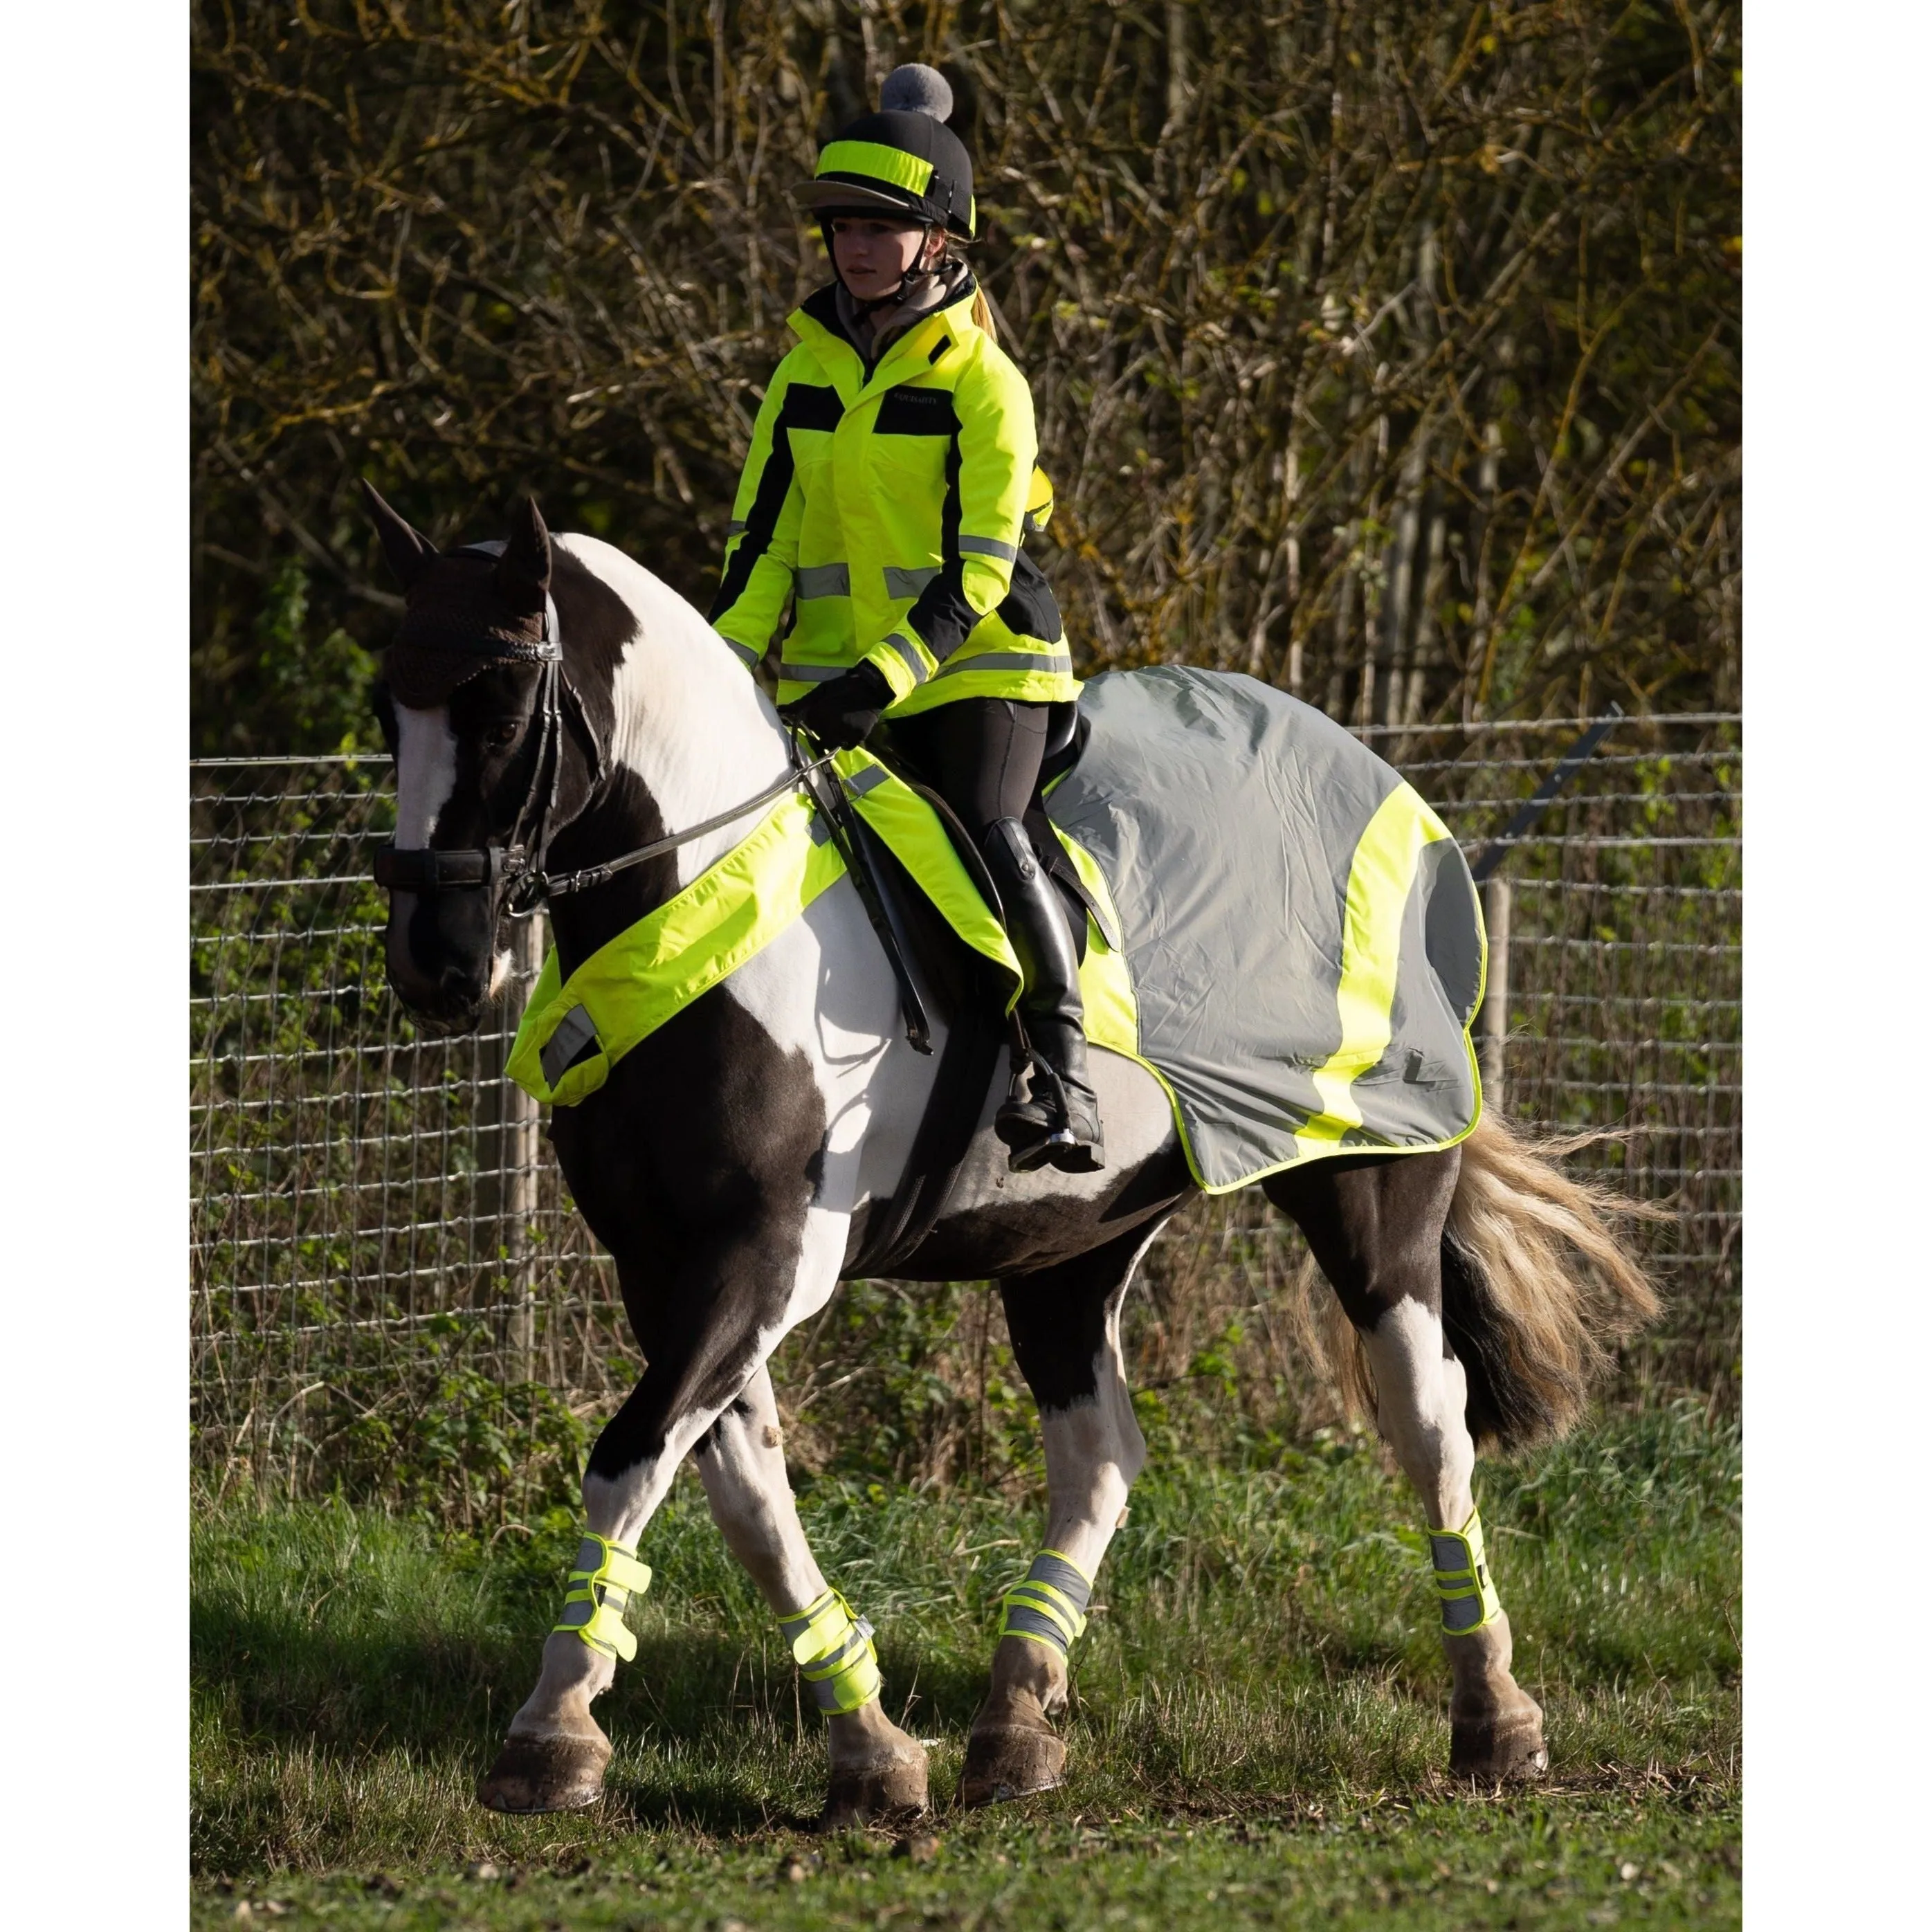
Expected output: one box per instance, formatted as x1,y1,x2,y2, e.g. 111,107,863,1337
564,534,792,888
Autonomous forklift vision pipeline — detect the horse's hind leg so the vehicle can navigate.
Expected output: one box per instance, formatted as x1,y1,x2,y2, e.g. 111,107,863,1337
693,1365,928,1827
1264,1151,1549,1783
960,1220,1165,1806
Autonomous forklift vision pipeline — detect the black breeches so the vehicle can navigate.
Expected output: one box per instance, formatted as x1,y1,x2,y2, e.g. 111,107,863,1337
885,698,1050,844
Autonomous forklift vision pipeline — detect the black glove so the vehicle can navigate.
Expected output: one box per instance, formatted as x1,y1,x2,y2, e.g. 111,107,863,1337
778,659,893,750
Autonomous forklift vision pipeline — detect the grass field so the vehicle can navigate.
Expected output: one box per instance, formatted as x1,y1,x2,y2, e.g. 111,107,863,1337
191,1402,1739,1929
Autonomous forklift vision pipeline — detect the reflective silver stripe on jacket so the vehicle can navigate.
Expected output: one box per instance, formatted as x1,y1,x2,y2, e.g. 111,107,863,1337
777,661,848,684
795,562,851,599
884,565,940,600
722,637,761,671
933,648,1074,679
958,534,1019,561
881,631,930,685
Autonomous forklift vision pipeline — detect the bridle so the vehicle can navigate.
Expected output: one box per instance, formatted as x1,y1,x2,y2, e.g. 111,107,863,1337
374,548,832,918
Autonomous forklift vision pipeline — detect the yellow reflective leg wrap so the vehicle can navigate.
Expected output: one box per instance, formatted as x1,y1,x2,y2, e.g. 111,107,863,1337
997,1549,1093,1657
777,1587,882,1715
553,1532,653,1663
1430,1507,1503,1636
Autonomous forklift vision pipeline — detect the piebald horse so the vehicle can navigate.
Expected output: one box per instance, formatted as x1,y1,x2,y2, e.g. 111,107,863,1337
367,491,1657,1823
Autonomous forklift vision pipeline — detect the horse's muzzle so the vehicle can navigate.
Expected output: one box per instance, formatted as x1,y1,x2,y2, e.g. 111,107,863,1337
384,886,498,1033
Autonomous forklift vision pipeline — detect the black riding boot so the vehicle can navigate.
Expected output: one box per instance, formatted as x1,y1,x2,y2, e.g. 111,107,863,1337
981,817,1105,1174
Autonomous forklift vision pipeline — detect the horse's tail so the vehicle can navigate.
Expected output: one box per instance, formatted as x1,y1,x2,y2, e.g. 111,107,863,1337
1437,1112,1664,1452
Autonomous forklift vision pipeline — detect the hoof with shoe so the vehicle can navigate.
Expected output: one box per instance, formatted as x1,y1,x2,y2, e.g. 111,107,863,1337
476,1731,612,1814
958,1722,1066,1807
817,1744,929,1831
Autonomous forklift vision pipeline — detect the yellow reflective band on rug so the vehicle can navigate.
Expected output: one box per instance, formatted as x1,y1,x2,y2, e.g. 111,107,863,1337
1430,1507,1502,1636
554,1532,653,1663
832,747,1023,1005
777,1587,882,1714
1293,781,1452,1158
507,749,1022,1108
509,787,843,1106
1050,826,1138,1059
997,1548,1094,1657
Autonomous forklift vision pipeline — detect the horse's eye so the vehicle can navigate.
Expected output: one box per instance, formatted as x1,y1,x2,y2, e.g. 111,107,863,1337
485,721,520,749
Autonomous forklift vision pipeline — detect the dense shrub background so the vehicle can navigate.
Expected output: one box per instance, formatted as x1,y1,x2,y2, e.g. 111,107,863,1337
192,1,1739,754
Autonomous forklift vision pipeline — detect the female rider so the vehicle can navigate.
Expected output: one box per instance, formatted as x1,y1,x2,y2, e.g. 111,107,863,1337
709,64,1102,1174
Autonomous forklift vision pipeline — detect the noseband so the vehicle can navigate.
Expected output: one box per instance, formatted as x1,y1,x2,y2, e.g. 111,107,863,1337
374,546,832,916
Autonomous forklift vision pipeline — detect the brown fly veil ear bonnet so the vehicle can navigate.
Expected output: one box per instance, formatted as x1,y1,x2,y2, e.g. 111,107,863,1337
361,482,559,709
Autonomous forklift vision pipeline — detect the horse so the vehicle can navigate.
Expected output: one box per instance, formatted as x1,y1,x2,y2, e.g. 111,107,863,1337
363,486,1658,1825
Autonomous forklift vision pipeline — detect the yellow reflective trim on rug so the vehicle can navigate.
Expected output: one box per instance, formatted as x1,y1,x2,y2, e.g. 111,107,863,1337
1293,783,1451,1158
835,747,1023,1007
507,788,846,1106
1050,826,1138,1060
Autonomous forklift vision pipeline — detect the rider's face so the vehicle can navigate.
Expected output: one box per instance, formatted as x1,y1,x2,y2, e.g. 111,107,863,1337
830,217,939,302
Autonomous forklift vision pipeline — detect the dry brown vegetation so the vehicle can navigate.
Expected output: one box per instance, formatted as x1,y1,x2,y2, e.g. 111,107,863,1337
192,0,1739,753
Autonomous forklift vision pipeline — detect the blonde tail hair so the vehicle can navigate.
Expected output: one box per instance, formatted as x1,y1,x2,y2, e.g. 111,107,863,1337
971,286,998,339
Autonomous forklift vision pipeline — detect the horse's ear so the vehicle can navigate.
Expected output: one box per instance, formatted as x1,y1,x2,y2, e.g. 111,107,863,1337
496,495,552,615
361,479,437,589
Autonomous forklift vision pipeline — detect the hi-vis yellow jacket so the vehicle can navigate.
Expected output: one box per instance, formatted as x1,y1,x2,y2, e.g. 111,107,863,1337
709,281,1077,717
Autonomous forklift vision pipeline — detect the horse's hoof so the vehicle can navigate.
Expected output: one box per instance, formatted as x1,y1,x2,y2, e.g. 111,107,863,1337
1449,1711,1549,1784
817,1748,929,1831
958,1723,1066,1807
476,1731,611,1813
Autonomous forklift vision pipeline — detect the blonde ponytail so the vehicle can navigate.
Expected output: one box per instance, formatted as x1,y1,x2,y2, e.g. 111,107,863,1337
971,286,998,340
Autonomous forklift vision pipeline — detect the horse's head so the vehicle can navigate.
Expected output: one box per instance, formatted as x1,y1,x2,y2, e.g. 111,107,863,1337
364,482,592,1034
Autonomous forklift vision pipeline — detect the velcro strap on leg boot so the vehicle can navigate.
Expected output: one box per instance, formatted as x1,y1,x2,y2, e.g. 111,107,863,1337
778,1587,882,1715
997,1548,1093,1656
1430,1507,1502,1635
553,1532,653,1662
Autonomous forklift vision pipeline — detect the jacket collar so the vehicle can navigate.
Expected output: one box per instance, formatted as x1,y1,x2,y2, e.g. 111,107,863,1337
790,279,978,405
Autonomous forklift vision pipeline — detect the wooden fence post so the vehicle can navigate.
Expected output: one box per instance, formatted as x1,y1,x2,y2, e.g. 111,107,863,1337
505,912,543,1383
1478,875,1511,1112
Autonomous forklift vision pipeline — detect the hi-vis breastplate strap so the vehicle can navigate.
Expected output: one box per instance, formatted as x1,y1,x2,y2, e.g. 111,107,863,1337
507,746,1021,1108
554,1533,653,1661
1430,1506,1502,1635
997,1549,1093,1657
778,1587,882,1714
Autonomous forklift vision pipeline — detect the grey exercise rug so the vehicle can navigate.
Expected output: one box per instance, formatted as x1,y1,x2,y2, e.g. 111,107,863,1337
1045,666,1486,1192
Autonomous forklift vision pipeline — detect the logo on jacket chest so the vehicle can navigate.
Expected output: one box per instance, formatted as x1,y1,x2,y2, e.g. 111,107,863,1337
873,386,960,438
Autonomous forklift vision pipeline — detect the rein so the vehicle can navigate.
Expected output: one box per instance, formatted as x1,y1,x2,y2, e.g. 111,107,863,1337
374,551,833,913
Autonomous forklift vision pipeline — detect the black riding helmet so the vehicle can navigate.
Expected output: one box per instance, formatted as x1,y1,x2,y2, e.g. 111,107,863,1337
794,64,975,244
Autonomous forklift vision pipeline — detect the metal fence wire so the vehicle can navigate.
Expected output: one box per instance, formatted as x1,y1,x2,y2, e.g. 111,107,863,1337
190,713,1740,1509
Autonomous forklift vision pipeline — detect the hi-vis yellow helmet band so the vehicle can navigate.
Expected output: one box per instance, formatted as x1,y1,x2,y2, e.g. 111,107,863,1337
794,66,976,240
554,1532,653,1662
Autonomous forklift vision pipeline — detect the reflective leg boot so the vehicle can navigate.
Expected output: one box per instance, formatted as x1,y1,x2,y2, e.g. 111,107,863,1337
982,817,1105,1175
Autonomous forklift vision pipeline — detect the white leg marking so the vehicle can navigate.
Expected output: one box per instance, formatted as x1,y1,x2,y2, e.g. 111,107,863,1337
1362,1295,1475,1532
693,1366,827,1614
1037,1239,1154,1579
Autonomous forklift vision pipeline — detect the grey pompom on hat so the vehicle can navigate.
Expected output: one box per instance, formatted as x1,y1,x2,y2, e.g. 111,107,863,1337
880,63,954,121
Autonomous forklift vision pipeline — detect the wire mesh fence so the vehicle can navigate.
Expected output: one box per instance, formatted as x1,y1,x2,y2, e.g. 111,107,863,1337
190,712,1740,1514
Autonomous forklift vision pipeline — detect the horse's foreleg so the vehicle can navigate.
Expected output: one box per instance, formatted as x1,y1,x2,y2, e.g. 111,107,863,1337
694,1365,928,1825
961,1222,1165,1806
1266,1151,1548,1783
478,1219,840,1815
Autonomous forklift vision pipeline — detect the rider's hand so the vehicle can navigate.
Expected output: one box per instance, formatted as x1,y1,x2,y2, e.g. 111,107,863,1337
778,659,893,750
